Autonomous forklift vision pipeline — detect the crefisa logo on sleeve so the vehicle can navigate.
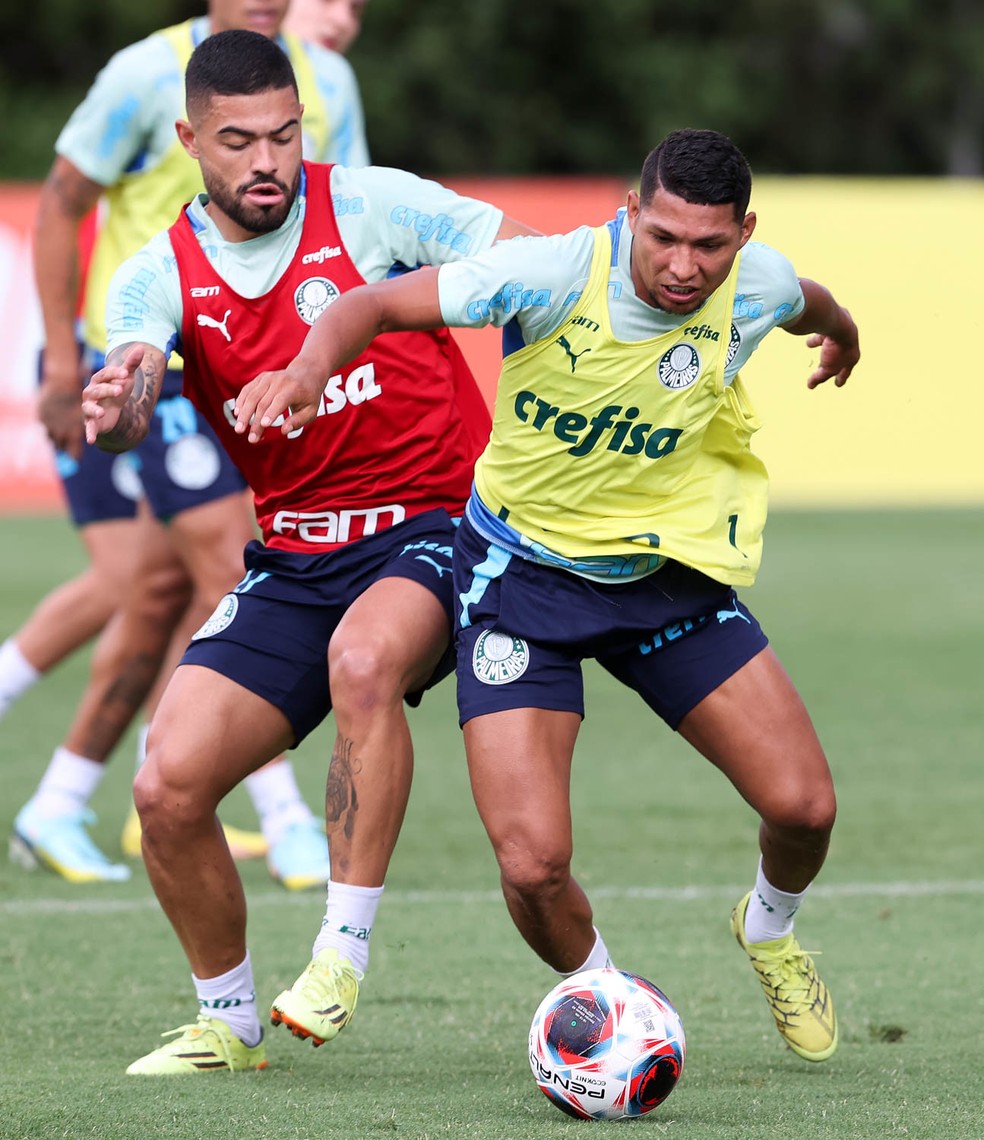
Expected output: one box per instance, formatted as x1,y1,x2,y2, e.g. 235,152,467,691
295,277,341,325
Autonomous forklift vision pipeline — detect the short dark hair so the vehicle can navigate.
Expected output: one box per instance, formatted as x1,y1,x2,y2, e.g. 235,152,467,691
186,29,298,117
639,129,752,222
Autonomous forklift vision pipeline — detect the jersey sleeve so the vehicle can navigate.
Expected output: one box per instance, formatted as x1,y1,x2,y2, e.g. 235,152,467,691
54,36,180,187
740,242,805,326
306,44,370,166
104,232,183,360
437,228,596,344
331,165,507,281
723,242,807,380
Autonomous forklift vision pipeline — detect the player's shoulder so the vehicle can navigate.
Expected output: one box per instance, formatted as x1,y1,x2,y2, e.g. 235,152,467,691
530,225,597,256
330,163,438,194
117,228,177,283
327,163,469,218
96,23,185,91
494,226,597,276
739,240,798,286
731,241,803,333
290,36,360,89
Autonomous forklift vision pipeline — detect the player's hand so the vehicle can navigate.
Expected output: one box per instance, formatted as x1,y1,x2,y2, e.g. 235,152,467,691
37,347,87,458
81,346,142,444
805,315,860,389
234,358,327,443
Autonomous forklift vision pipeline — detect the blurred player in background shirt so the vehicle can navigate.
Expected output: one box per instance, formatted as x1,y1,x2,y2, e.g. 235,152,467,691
4,0,368,887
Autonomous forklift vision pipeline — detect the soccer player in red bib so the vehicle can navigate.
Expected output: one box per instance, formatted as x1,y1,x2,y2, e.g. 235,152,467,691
82,29,533,1074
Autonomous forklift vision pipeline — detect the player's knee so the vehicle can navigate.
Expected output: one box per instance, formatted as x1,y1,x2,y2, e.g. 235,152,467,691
329,635,403,710
133,746,217,838
498,841,573,901
133,563,194,625
763,784,836,840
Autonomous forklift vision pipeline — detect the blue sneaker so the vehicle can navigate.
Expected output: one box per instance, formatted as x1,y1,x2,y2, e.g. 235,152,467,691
267,819,330,891
10,801,131,883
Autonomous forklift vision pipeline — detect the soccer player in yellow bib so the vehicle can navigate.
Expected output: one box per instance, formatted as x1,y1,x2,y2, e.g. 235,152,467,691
233,128,860,1063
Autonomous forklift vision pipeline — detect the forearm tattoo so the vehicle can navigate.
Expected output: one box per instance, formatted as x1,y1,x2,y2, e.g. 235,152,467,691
326,736,360,841
98,346,159,452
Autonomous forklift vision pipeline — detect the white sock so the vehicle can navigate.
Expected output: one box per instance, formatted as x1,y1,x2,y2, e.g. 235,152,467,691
193,951,262,1047
134,723,150,773
743,859,809,943
245,760,313,846
556,928,613,976
312,880,384,974
30,748,105,818
0,638,41,720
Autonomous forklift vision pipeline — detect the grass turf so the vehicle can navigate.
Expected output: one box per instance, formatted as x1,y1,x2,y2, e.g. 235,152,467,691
1,508,981,1138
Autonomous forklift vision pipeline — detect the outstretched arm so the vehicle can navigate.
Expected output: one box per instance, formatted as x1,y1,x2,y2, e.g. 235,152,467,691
234,266,444,441
782,278,859,389
33,157,105,457
81,342,167,451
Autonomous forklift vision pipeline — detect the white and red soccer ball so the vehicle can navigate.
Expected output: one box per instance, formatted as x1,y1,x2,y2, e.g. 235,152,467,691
528,967,685,1121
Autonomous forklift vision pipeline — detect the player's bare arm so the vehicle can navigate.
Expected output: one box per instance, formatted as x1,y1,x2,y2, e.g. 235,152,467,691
495,216,540,243
82,343,166,450
33,157,106,457
234,267,445,442
782,277,860,389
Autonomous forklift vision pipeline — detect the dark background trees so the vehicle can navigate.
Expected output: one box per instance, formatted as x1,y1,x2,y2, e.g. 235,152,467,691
1,0,981,181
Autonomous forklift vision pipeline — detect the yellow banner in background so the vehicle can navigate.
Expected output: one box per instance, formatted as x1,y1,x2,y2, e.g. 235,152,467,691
2,178,982,511
744,178,983,506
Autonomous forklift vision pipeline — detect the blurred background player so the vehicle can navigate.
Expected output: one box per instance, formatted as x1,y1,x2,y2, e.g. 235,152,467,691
4,0,369,886
284,0,367,54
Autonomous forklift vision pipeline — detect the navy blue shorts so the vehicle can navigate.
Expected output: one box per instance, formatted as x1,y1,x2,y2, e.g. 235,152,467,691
453,515,769,729
52,351,245,526
180,509,457,745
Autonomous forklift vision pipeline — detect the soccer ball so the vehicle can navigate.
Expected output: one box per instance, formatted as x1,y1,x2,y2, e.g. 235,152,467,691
528,967,685,1121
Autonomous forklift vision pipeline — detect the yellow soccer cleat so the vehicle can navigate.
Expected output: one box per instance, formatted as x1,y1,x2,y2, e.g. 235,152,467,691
11,802,130,883
266,819,330,891
120,806,268,861
730,892,838,1062
119,806,143,859
126,1015,268,1075
270,948,362,1046
219,822,268,861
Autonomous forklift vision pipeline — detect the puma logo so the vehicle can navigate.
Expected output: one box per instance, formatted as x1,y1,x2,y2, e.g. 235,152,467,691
716,600,751,625
557,334,591,373
197,309,233,343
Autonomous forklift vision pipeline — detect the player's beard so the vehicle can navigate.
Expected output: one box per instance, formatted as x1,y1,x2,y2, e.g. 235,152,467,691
205,166,301,235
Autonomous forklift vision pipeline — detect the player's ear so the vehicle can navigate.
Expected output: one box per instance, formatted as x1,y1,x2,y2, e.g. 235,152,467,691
739,211,757,247
175,119,199,159
626,188,641,229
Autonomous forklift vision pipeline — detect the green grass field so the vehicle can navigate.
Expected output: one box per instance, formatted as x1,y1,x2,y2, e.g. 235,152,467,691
1,509,982,1139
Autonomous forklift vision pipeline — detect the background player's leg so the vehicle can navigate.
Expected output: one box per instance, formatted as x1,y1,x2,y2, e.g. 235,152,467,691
0,517,143,723
7,517,142,673
8,511,182,883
